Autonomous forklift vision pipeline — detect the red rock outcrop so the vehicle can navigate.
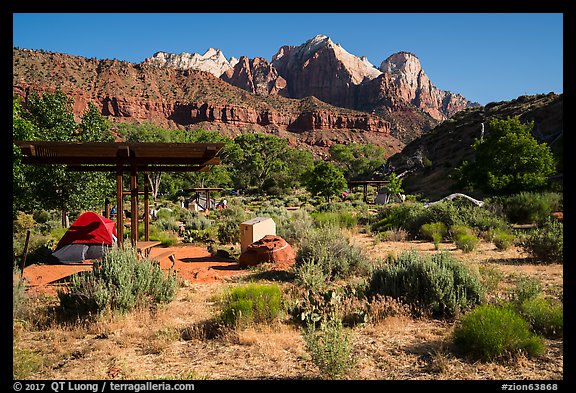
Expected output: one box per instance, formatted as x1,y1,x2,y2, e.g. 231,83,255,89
13,48,402,156
238,235,296,269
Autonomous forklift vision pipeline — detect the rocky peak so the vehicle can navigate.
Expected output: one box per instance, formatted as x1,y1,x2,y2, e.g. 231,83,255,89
380,51,475,120
144,48,236,77
273,34,382,86
221,56,288,96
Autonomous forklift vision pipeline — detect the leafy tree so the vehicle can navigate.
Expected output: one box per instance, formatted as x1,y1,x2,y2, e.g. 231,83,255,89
454,117,556,195
13,91,115,224
303,161,347,200
329,143,386,181
381,172,405,204
231,133,290,190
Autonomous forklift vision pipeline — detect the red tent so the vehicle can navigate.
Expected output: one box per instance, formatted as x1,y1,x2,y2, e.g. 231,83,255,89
52,211,117,263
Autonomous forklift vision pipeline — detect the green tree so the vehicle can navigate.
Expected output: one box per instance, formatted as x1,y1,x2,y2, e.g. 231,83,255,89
454,117,556,195
13,91,115,224
329,143,386,181
231,133,290,190
303,161,347,200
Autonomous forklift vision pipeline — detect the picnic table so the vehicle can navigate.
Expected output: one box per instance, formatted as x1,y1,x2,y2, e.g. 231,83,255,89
136,241,162,259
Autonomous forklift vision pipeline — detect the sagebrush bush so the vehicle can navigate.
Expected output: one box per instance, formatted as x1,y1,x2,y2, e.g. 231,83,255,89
303,319,356,379
520,296,563,338
521,219,563,263
219,283,282,328
294,258,328,292
368,250,484,317
296,225,370,280
453,303,545,361
278,209,314,246
57,246,177,316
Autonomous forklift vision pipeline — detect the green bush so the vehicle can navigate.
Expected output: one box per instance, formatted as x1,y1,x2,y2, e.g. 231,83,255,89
521,219,563,263
371,201,507,239
278,209,314,246
311,211,358,229
368,250,484,318
511,276,541,304
453,303,545,361
520,296,563,338
420,222,447,249
302,319,356,379
490,229,516,250
57,246,177,316
219,283,282,328
296,225,370,280
454,233,480,253
294,258,328,292
501,192,562,225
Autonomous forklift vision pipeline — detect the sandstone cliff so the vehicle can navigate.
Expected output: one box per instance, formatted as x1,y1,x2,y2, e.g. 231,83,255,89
13,48,404,156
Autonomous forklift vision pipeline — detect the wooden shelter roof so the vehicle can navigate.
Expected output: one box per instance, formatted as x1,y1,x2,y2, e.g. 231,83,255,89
14,140,224,171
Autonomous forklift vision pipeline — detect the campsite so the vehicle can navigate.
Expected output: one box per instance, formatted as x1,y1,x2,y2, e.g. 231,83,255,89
13,90,563,382
13,188,564,381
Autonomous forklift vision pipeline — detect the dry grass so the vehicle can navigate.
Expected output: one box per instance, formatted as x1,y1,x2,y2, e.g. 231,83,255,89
13,235,563,381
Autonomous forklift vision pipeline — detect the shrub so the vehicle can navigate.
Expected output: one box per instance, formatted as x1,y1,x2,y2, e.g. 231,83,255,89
219,283,282,328
294,258,328,292
521,219,563,263
302,319,356,379
510,276,541,304
278,209,314,246
296,225,370,280
311,211,358,229
57,246,177,316
520,296,563,338
217,218,241,244
368,250,484,318
453,303,545,361
13,266,28,320
490,229,516,250
454,233,480,253
501,192,562,225
420,222,447,249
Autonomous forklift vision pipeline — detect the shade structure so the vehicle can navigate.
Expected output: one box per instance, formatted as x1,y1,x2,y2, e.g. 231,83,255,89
15,140,224,246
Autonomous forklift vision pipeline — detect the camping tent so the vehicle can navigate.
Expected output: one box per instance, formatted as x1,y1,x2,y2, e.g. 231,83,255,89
52,211,117,263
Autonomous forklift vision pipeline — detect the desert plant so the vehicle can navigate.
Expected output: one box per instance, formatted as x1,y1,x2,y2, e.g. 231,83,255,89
218,283,282,328
501,192,562,225
420,222,448,249
296,225,370,280
368,250,484,318
57,246,177,316
454,233,480,253
520,296,563,338
294,258,328,292
521,219,563,263
278,209,314,246
490,228,516,250
453,303,545,361
510,276,541,304
302,318,356,379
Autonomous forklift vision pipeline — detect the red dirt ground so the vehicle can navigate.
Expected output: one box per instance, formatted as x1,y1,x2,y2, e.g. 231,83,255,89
20,244,251,296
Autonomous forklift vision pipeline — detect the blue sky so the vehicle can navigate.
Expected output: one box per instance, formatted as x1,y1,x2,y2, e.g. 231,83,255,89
12,13,563,106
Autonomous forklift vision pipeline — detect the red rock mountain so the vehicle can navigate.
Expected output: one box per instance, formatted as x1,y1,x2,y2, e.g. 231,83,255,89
12,48,404,156
221,56,288,97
